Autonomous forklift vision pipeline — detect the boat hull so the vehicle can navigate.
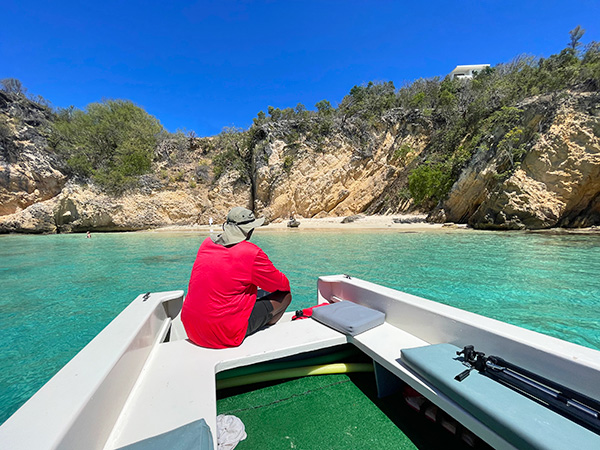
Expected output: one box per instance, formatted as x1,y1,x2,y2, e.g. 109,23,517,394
1,276,599,449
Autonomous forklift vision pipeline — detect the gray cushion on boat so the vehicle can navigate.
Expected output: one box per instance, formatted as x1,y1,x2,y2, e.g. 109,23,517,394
401,344,600,450
311,301,385,336
117,418,214,450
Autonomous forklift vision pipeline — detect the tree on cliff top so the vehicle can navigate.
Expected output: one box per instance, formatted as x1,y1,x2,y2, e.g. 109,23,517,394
51,99,164,192
0,78,25,96
569,25,585,51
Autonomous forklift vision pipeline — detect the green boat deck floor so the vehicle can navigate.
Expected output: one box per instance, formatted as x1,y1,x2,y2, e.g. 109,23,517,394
217,374,483,449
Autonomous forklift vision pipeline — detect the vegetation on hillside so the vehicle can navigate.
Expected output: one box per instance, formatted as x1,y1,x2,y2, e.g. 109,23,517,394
50,100,165,192
238,27,599,208
2,27,599,207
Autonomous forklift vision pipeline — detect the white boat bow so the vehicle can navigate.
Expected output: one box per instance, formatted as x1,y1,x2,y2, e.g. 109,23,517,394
1,275,599,450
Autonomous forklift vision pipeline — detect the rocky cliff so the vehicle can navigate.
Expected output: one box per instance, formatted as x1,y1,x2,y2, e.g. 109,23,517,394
253,109,430,220
0,89,599,233
0,91,66,218
431,91,600,229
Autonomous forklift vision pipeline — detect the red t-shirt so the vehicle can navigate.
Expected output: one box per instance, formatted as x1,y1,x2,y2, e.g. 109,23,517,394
182,238,290,348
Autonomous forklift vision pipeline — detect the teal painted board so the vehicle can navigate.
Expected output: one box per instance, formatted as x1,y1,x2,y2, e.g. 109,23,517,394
401,344,600,450
116,419,213,450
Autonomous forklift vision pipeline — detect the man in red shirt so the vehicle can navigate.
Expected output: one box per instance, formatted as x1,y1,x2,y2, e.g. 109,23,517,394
182,207,292,348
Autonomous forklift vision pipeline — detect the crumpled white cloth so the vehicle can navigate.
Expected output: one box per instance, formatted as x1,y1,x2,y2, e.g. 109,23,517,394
216,414,247,450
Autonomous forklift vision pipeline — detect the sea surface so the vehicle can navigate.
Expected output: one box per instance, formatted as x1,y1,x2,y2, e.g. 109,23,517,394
1,229,599,424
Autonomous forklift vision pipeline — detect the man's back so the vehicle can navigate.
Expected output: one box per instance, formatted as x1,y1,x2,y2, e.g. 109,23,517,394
182,237,289,348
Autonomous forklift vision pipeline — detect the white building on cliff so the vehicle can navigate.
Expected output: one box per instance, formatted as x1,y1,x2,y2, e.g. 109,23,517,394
450,64,490,80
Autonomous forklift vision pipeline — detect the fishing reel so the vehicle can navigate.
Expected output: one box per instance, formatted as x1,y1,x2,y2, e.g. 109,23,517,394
455,345,488,381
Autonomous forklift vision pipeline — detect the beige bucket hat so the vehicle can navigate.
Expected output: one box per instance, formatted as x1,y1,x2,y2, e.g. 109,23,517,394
212,207,265,246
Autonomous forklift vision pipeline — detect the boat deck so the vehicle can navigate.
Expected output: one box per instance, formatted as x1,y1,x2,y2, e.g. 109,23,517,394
105,315,348,449
105,314,513,450
216,373,424,450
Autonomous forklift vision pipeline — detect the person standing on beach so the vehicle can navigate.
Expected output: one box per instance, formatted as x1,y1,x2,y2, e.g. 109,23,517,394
182,207,292,348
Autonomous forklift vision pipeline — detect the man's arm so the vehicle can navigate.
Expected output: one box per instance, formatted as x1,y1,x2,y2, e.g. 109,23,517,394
251,248,290,293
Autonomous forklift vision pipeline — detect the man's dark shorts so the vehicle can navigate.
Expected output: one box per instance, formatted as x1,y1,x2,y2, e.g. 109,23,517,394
246,294,274,337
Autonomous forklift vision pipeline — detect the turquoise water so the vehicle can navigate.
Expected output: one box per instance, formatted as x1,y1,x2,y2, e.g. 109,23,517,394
1,230,599,424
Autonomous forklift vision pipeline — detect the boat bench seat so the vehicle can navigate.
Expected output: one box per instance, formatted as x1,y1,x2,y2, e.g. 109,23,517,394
347,322,431,395
401,343,600,450
106,315,347,450
348,323,516,448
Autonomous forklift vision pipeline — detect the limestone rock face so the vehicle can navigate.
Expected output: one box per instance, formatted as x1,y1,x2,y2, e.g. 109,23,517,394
255,123,429,221
0,199,57,233
435,91,600,229
0,92,67,216
55,178,250,232
255,138,389,219
0,176,252,233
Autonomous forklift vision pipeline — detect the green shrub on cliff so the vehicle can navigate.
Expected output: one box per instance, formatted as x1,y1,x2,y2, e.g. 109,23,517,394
393,144,412,163
211,127,251,180
338,81,396,122
408,162,453,207
51,100,164,192
579,41,600,89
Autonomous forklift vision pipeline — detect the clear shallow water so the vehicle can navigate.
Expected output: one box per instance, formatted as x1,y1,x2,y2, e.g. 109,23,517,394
1,230,599,424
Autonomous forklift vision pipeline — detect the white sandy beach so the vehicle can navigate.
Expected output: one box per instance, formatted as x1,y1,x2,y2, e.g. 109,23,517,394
263,214,444,230
149,214,471,233
148,214,600,234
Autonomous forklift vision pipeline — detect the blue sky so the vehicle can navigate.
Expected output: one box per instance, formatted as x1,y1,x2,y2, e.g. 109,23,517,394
2,1,599,136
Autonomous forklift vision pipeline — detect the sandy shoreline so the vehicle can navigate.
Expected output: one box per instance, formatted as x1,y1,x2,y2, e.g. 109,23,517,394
144,214,600,234
262,214,450,231
147,214,471,233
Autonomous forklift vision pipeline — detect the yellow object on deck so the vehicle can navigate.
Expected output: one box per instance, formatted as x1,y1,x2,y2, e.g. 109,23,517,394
216,363,374,390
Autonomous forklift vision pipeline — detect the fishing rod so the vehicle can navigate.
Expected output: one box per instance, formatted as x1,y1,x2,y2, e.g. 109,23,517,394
454,345,600,435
